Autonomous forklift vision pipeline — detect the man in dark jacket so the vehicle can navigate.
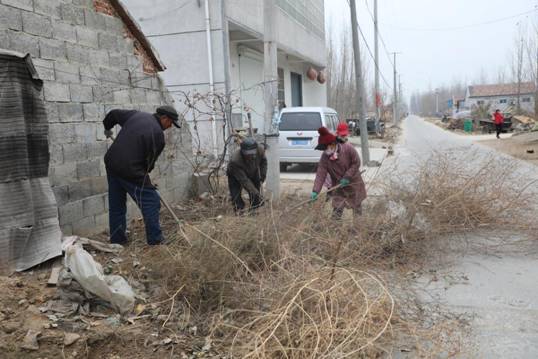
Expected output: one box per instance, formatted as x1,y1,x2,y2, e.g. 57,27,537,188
226,138,267,213
103,106,180,245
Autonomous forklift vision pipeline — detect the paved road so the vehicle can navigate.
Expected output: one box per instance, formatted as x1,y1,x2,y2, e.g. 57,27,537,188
400,116,538,358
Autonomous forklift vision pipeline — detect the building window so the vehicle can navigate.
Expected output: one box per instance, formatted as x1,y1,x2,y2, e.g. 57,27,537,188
522,97,531,103
278,68,286,110
477,100,485,105
499,99,507,104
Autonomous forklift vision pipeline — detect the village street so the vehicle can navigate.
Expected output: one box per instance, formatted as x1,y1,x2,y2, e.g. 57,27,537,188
398,116,538,358
280,116,538,358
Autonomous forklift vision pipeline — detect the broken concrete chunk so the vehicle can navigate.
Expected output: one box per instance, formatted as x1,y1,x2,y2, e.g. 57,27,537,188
21,330,41,351
64,332,81,346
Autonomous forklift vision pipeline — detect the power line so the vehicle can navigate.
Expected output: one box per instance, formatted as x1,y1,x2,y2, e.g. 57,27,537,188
357,22,392,90
382,8,536,32
346,0,393,91
364,0,394,67
137,0,191,22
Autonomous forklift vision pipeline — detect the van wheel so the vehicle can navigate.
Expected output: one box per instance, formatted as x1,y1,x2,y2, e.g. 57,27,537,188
280,163,288,172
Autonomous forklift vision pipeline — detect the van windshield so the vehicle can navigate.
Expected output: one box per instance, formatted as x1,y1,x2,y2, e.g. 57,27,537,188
279,112,322,131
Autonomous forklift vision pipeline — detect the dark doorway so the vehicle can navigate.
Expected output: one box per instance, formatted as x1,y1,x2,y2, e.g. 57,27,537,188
290,72,303,107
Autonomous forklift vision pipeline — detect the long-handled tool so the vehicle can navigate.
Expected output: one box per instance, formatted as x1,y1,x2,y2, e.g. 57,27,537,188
155,189,182,227
283,169,367,214
107,134,182,228
284,183,343,213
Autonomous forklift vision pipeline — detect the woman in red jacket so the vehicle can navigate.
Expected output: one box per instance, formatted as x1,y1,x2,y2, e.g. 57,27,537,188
493,109,504,139
311,127,367,219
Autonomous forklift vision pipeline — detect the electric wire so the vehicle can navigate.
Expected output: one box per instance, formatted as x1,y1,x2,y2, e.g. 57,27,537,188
346,0,393,91
363,0,394,67
381,8,535,32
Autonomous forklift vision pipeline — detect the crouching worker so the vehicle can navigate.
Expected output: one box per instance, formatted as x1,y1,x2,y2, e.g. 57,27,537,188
311,127,367,220
226,138,267,214
103,106,181,245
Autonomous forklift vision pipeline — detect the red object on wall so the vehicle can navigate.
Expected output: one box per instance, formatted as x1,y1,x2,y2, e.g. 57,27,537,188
317,70,326,84
306,67,318,81
375,93,382,107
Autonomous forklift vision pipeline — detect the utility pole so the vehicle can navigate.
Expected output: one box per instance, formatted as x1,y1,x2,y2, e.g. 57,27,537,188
373,0,381,130
263,0,280,200
435,88,439,114
391,52,400,125
399,75,403,118
535,4,538,118
349,0,370,164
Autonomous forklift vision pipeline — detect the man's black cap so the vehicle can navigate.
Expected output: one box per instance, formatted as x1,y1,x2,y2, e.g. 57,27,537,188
156,105,181,128
240,138,258,155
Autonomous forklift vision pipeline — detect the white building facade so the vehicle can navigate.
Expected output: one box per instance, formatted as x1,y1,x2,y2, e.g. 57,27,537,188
122,0,327,156
465,82,536,114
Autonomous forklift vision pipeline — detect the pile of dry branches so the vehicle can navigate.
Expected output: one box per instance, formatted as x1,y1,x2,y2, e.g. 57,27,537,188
135,152,535,357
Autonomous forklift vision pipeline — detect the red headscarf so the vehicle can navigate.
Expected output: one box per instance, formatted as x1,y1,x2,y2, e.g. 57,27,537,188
336,122,349,136
317,127,337,145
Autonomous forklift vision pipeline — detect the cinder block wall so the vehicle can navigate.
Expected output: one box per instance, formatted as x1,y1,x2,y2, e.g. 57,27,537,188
0,0,193,236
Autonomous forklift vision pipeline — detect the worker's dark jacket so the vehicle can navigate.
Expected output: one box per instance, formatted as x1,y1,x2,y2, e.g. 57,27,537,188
103,110,165,186
226,145,267,195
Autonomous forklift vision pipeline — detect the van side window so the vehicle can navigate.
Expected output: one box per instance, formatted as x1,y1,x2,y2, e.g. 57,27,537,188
331,115,338,130
324,114,335,131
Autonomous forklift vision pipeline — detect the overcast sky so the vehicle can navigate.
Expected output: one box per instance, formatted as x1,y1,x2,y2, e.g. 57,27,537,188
325,0,537,96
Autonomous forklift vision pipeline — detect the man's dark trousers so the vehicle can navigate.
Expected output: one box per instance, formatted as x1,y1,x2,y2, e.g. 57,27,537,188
107,173,162,245
227,175,262,212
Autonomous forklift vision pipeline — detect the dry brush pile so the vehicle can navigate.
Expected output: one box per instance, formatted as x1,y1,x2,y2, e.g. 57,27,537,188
133,151,536,358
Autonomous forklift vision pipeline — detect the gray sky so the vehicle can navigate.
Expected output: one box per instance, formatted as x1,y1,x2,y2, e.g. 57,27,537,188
325,0,537,95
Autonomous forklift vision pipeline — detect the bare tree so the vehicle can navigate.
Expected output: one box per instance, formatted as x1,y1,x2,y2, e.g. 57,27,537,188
327,21,377,121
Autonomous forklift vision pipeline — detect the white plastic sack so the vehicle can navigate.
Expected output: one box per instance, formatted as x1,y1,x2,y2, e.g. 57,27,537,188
64,244,135,314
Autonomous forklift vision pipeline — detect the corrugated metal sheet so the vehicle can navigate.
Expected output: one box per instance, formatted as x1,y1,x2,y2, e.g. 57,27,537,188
0,50,62,274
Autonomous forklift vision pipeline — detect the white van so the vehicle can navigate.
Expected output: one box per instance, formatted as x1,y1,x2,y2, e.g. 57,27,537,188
278,107,340,171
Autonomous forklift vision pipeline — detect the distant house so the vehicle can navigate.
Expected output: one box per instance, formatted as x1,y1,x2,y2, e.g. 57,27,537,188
465,82,536,113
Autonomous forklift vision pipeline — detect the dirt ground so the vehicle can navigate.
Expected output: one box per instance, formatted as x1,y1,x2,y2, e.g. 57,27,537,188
481,132,538,166
0,218,231,359
0,196,468,359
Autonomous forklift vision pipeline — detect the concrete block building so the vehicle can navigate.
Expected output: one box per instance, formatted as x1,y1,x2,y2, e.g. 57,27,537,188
465,82,536,114
0,0,193,236
122,0,328,156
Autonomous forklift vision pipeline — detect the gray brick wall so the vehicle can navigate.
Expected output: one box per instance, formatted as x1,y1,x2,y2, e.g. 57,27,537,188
0,0,193,237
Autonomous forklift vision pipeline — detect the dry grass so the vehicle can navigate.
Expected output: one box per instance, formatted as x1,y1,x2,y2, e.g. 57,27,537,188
134,151,536,357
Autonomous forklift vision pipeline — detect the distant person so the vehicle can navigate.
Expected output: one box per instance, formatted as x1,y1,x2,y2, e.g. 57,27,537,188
493,109,504,139
103,106,181,245
226,138,267,214
336,122,350,143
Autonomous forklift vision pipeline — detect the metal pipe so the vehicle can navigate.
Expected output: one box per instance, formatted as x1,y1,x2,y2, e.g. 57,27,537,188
204,0,218,158
374,0,380,130
221,0,233,160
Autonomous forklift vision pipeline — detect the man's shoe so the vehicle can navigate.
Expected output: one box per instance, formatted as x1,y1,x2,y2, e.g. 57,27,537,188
148,237,167,246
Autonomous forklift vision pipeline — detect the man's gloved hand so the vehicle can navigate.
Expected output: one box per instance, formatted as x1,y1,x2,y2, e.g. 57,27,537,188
311,192,318,201
248,188,261,198
104,129,114,139
339,178,350,187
